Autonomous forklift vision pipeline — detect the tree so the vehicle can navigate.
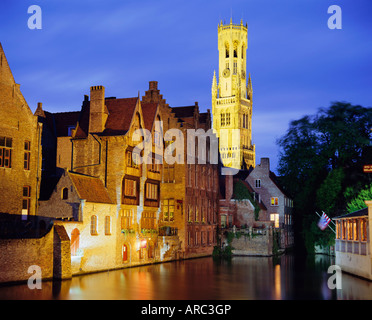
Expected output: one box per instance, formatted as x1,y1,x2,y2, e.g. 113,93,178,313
277,102,372,254
346,183,372,213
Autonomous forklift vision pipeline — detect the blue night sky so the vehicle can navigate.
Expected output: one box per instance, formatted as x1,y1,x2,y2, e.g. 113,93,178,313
1,0,372,172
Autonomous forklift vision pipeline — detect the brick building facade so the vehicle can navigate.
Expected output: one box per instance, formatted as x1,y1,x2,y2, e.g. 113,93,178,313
0,43,42,218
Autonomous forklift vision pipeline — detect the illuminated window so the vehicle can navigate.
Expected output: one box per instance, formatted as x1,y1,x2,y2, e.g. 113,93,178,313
361,219,367,242
163,199,174,222
24,141,31,170
0,136,12,168
353,219,359,241
342,220,346,239
22,186,31,215
270,213,279,228
348,220,353,240
271,197,279,206
336,221,341,239
90,215,98,235
105,216,111,235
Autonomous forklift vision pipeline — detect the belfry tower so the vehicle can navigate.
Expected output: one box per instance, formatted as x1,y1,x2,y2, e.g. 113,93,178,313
212,19,255,170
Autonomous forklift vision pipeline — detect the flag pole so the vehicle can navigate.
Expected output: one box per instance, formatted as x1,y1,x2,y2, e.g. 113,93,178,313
322,211,336,226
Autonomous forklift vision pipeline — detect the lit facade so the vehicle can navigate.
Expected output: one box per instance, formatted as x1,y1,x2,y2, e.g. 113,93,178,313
212,20,255,170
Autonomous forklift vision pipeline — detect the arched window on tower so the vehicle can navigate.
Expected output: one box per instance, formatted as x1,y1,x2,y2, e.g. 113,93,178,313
225,43,229,58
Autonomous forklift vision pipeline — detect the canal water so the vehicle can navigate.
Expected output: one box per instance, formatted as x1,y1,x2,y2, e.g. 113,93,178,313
0,254,371,300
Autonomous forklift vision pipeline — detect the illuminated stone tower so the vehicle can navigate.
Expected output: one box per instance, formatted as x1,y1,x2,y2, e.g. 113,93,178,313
212,19,255,169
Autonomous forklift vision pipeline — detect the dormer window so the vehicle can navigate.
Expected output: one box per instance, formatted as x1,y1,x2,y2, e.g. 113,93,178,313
62,187,68,200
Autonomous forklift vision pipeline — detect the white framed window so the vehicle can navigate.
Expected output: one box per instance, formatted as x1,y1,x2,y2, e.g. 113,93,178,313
270,213,279,228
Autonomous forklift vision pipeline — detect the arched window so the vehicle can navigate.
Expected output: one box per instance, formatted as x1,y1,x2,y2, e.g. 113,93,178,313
62,187,68,200
90,215,98,235
71,228,80,256
225,43,229,58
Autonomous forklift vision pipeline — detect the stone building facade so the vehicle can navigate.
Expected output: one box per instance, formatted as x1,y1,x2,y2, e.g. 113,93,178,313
0,43,42,218
245,158,294,249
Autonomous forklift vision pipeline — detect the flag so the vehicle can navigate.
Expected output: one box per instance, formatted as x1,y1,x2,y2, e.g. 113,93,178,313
318,212,331,231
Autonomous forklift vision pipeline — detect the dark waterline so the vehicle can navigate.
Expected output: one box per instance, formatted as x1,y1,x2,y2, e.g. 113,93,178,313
0,254,372,300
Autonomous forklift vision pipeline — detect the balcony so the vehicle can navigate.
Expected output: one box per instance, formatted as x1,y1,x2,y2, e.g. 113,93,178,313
158,226,178,237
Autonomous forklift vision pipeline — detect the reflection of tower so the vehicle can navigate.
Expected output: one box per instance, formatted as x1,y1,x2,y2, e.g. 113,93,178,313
212,19,255,169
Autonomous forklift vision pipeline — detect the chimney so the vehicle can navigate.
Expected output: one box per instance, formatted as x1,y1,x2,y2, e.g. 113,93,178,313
149,81,158,91
89,85,107,133
260,157,270,172
225,173,233,201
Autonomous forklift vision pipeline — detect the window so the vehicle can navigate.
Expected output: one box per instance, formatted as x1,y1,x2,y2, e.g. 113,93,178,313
164,164,175,183
233,60,237,74
148,154,161,172
121,210,132,230
342,220,346,239
0,136,12,168
353,219,359,241
141,212,156,230
62,187,68,200
105,216,111,235
67,126,75,136
336,221,341,239
271,197,279,206
188,205,193,222
270,213,279,228
24,141,31,170
22,186,31,215
255,179,261,188
361,219,367,241
163,199,175,222
221,113,225,127
126,150,139,168
124,179,137,197
348,220,353,240
225,43,229,58
90,215,98,235
146,182,158,200
226,113,231,126
71,228,80,256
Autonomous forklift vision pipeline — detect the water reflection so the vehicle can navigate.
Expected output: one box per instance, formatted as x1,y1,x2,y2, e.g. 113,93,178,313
0,254,371,300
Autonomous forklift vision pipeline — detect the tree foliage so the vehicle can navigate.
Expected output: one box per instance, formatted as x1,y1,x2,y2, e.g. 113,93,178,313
277,102,372,253
346,183,372,213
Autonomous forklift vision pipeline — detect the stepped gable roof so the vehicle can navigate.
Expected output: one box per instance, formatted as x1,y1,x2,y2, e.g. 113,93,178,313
141,102,158,132
69,171,113,204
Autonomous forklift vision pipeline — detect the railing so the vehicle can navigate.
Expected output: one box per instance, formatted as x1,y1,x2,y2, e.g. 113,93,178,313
159,226,178,237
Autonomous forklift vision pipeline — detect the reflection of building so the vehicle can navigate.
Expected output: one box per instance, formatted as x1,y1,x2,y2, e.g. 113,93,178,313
245,158,294,249
334,201,372,280
212,20,255,170
0,43,42,218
